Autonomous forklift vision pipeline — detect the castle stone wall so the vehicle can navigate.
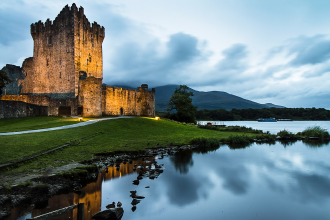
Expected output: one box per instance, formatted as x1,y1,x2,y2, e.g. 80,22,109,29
0,100,48,119
21,57,35,94
102,85,155,117
1,95,77,116
0,4,155,119
78,77,102,117
73,5,104,95
0,65,25,95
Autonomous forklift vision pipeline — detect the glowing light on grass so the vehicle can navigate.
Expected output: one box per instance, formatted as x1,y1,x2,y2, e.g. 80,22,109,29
79,117,83,121
155,117,160,120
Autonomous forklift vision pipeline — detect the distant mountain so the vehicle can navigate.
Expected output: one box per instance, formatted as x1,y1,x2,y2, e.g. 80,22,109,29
105,84,136,90
263,103,285,108
154,85,285,112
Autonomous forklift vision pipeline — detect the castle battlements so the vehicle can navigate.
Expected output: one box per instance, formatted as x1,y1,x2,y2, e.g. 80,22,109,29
1,3,155,118
30,3,105,37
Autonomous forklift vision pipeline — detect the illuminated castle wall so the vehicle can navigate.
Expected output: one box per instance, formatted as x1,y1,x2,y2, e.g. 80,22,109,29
0,4,155,118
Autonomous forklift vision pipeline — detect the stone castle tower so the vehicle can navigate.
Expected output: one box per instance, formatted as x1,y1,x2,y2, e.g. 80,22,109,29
1,4,155,118
22,3,104,98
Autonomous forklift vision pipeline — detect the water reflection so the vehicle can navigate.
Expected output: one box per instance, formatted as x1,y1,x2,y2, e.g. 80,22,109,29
9,140,330,220
303,139,330,147
278,140,297,147
169,150,193,174
227,143,251,149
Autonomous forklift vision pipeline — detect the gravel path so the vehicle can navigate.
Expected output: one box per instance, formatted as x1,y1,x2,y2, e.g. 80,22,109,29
0,116,133,136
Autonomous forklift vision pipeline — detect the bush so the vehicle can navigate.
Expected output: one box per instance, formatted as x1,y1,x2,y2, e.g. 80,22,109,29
198,125,263,134
297,126,330,139
255,134,276,142
190,137,219,148
277,129,296,139
220,126,263,134
224,135,253,145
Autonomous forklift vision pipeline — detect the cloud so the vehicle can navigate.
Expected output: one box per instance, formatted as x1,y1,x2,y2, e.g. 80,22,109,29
288,35,330,66
216,43,248,71
105,32,204,86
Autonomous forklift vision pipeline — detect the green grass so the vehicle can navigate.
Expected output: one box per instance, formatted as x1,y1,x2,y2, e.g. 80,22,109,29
0,117,261,175
0,116,89,133
297,126,330,139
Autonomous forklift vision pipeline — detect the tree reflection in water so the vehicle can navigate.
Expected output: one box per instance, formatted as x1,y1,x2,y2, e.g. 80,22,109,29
169,150,193,174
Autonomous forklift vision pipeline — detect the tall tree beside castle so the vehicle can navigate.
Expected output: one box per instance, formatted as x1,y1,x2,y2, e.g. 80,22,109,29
167,85,197,123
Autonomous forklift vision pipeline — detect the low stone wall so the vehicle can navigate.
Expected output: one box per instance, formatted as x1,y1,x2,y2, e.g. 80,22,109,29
102,85,155,117
1,95,78,116
0,100,48,119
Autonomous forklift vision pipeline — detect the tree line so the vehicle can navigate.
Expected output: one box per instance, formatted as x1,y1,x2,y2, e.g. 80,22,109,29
196,107,330,121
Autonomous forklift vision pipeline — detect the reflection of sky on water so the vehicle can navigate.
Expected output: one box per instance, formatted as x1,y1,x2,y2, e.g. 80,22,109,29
100,141,330,220
199,121,330,134
15,141,330,220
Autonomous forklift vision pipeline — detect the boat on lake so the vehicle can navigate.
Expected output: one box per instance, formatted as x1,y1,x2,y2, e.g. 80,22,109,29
257,117,277,122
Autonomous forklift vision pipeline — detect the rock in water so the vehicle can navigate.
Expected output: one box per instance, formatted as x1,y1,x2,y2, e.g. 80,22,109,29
92,207,124,220
106,202,116,209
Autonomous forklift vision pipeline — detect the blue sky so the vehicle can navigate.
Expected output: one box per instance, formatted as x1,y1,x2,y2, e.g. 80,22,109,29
1,0,330,108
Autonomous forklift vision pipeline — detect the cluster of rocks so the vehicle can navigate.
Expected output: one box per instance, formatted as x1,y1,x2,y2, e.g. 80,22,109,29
92,202,124,220
0,145,200,219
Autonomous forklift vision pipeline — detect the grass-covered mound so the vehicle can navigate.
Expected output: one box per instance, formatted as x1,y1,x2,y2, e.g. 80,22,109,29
0,117,262,174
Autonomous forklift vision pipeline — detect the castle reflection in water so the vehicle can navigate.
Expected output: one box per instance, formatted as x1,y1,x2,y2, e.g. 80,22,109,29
9,158,153,220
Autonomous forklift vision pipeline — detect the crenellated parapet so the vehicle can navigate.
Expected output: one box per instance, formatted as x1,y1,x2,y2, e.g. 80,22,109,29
30,3,105,39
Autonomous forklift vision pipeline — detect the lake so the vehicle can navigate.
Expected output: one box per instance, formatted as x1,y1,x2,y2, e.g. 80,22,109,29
198,121,330,134
7,121,330,220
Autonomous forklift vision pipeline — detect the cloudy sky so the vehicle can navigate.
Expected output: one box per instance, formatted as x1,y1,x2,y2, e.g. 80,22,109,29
1,0,330,108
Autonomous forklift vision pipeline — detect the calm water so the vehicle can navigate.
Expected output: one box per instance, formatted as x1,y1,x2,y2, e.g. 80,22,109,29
198,121,330,134
10,140,330,220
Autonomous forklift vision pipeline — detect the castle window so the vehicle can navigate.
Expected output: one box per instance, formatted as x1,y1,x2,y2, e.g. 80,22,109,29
92,43,94,47
59,72,61,78
79,52,81,57
68,75,70,81
89,57,92,63
67,48,70,53
87,59,88,65
59,59,62,65
91,34,93,38
46,59,49,66
48,36,52,45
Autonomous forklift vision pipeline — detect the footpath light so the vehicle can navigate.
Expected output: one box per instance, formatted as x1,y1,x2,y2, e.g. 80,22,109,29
155,116,160,120
79,117,83,122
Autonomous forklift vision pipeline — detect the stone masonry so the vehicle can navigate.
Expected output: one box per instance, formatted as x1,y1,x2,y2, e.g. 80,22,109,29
0,4,155,118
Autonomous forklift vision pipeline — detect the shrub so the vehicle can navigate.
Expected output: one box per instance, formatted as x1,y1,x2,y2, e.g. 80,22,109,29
277,129,296,139
224,135,253,145
220,126,263,134
298,126,330,139
255,134,276,142
190,137,220,149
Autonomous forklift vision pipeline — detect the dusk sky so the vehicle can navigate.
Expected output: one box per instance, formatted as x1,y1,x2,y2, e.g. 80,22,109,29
1,0,330,109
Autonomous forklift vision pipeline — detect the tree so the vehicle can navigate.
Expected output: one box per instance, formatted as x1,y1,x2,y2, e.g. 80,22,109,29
0,70,12,95
167,85,197,123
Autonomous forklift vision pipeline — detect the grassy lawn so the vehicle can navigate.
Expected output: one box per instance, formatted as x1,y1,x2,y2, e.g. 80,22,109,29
0,116,90,133
0,117,261,175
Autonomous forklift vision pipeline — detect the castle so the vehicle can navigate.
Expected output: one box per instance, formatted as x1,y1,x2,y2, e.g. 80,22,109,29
0,4,155,118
